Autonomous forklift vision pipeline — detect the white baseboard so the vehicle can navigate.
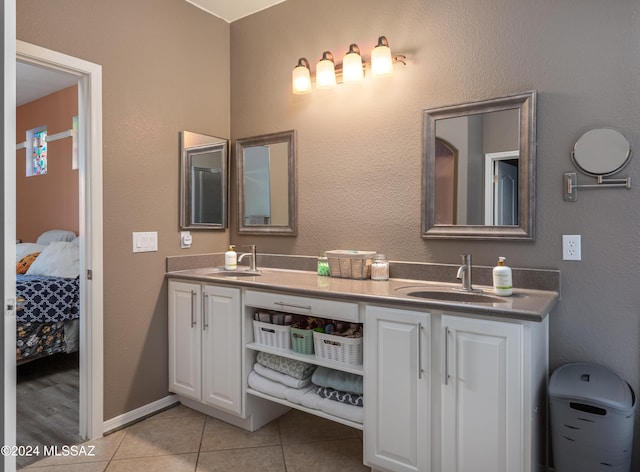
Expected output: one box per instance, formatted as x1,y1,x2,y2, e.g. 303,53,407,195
103,394,179,434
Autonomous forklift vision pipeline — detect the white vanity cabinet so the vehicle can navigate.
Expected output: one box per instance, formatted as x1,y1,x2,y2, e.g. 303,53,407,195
364,305,549,472
364,305,430,472
440,315,526,472
168,280,242,415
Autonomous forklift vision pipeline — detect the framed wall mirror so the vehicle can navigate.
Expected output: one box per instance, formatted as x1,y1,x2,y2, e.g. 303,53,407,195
422,91,536,240
236,130,297,236
179,130,228,230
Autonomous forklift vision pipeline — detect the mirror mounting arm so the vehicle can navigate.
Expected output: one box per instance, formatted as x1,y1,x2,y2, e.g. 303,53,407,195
563,172,631,202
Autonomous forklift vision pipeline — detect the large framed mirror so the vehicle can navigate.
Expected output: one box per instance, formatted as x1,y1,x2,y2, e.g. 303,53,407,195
236,130,297,236
422,91,536,240
179,131,228,230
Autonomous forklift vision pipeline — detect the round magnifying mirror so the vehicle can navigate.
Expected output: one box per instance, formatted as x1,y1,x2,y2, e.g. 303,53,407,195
572,128,631,177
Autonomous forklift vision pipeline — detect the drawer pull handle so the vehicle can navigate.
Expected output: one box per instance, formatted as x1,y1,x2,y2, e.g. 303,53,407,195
274,301,312,311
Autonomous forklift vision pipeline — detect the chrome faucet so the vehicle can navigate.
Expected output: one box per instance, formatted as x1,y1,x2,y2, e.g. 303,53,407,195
237,245,258,272
455,254,478,292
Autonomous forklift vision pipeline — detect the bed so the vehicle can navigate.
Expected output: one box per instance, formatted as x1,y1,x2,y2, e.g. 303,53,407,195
15,230,80,364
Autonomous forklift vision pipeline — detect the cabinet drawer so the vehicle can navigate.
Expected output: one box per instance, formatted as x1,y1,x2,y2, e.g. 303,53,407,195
244,290,359,322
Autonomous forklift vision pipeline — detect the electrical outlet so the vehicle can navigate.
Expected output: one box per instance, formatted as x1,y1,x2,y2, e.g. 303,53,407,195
562,235,581,261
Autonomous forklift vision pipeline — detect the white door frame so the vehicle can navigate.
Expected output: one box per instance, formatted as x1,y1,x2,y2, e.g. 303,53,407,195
484,150,519,225
15,41,104,441
4,1,18,470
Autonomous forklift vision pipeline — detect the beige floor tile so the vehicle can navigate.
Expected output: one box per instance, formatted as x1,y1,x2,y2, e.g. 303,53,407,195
148,403,203,421
196,446,285,472
283,438,370,472
113,415,205,459
200,416,280,451
22,429,127,469
277,410,359,444
20,461,109,472
106,453,198,472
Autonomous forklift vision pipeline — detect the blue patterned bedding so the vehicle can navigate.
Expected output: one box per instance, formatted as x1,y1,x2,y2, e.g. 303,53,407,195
16,274,80,323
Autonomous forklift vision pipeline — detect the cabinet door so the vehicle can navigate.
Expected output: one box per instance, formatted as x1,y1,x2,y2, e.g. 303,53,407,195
364,306,430,472
168,280,202,400
201,285,242,415
441,315,523,472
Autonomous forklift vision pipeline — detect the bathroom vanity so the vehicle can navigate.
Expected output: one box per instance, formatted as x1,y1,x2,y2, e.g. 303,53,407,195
166,267,557,472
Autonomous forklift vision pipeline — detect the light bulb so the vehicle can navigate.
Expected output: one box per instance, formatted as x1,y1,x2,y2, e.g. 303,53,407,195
342,44,363,83
316,51,336,89
371,36,393,78
292,58,311,94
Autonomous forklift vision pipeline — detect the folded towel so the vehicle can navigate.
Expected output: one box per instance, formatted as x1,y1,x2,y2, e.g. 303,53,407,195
312,366,363,395
256,351,316,380
284,384,317,404
317,395,364,424
247,370,288,399
254,362,312,389
316,386,363,407
248,372,363,425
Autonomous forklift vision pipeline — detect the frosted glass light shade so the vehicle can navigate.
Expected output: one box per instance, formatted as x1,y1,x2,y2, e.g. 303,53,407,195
342,44,363,83
292,58,311,94
316,52,336,89
371,40,393,78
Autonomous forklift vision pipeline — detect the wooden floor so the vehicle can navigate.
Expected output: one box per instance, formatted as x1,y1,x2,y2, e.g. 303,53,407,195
16,352,80,468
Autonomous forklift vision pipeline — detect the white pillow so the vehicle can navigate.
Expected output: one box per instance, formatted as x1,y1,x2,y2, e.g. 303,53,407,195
36,229,77,245
26,241,80,278
16,242,47,263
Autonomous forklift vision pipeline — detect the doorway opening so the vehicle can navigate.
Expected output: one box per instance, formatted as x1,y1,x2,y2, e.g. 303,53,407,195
13,40,104,461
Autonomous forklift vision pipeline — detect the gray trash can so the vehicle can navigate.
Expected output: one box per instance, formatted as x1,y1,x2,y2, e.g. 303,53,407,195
549,363,635,472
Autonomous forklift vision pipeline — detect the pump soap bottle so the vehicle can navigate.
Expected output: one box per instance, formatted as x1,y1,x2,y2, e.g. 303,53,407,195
492,256,512,296
225,245,237,271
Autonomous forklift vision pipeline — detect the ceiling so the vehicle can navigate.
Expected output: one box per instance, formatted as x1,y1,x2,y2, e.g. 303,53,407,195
185,0,286,23
16,0,285,107
16,62,77,107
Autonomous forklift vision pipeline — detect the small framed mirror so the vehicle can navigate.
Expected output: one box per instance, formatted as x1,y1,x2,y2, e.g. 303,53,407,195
236,130,297,236
179,131,228,230
422,91,537,240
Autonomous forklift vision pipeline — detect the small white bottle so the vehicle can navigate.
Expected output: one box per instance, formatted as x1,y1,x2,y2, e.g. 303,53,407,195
492,256,512,296
224,245,237,271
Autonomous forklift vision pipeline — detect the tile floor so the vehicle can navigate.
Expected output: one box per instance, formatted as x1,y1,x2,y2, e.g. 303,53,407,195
21,404,371,471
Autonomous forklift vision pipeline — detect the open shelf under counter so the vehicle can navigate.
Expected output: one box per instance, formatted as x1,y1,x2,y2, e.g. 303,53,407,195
246,342,364,376
246,388,364,430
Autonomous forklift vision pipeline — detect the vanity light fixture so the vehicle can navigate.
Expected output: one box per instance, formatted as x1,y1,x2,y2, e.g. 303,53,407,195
342,44,364,83
291,57,312,94
371,36,393,78
291,35,406,94
316,51,337,89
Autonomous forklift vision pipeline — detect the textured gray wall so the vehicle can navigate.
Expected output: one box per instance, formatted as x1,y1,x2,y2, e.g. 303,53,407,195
231,0,640,466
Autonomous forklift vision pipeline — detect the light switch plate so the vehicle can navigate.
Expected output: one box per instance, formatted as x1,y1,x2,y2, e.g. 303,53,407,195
133,231,158,253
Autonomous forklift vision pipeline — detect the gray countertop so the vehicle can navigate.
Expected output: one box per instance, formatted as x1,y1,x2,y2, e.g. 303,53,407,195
167,267,558,322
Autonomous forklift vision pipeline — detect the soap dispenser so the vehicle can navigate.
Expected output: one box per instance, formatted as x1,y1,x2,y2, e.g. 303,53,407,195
492,256,512,296
225,245,237,271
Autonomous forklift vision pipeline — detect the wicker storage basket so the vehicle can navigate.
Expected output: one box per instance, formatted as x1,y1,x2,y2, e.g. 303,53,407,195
253,320,291,350
326,250,376,279
290,327,315,355
313,331,363,365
